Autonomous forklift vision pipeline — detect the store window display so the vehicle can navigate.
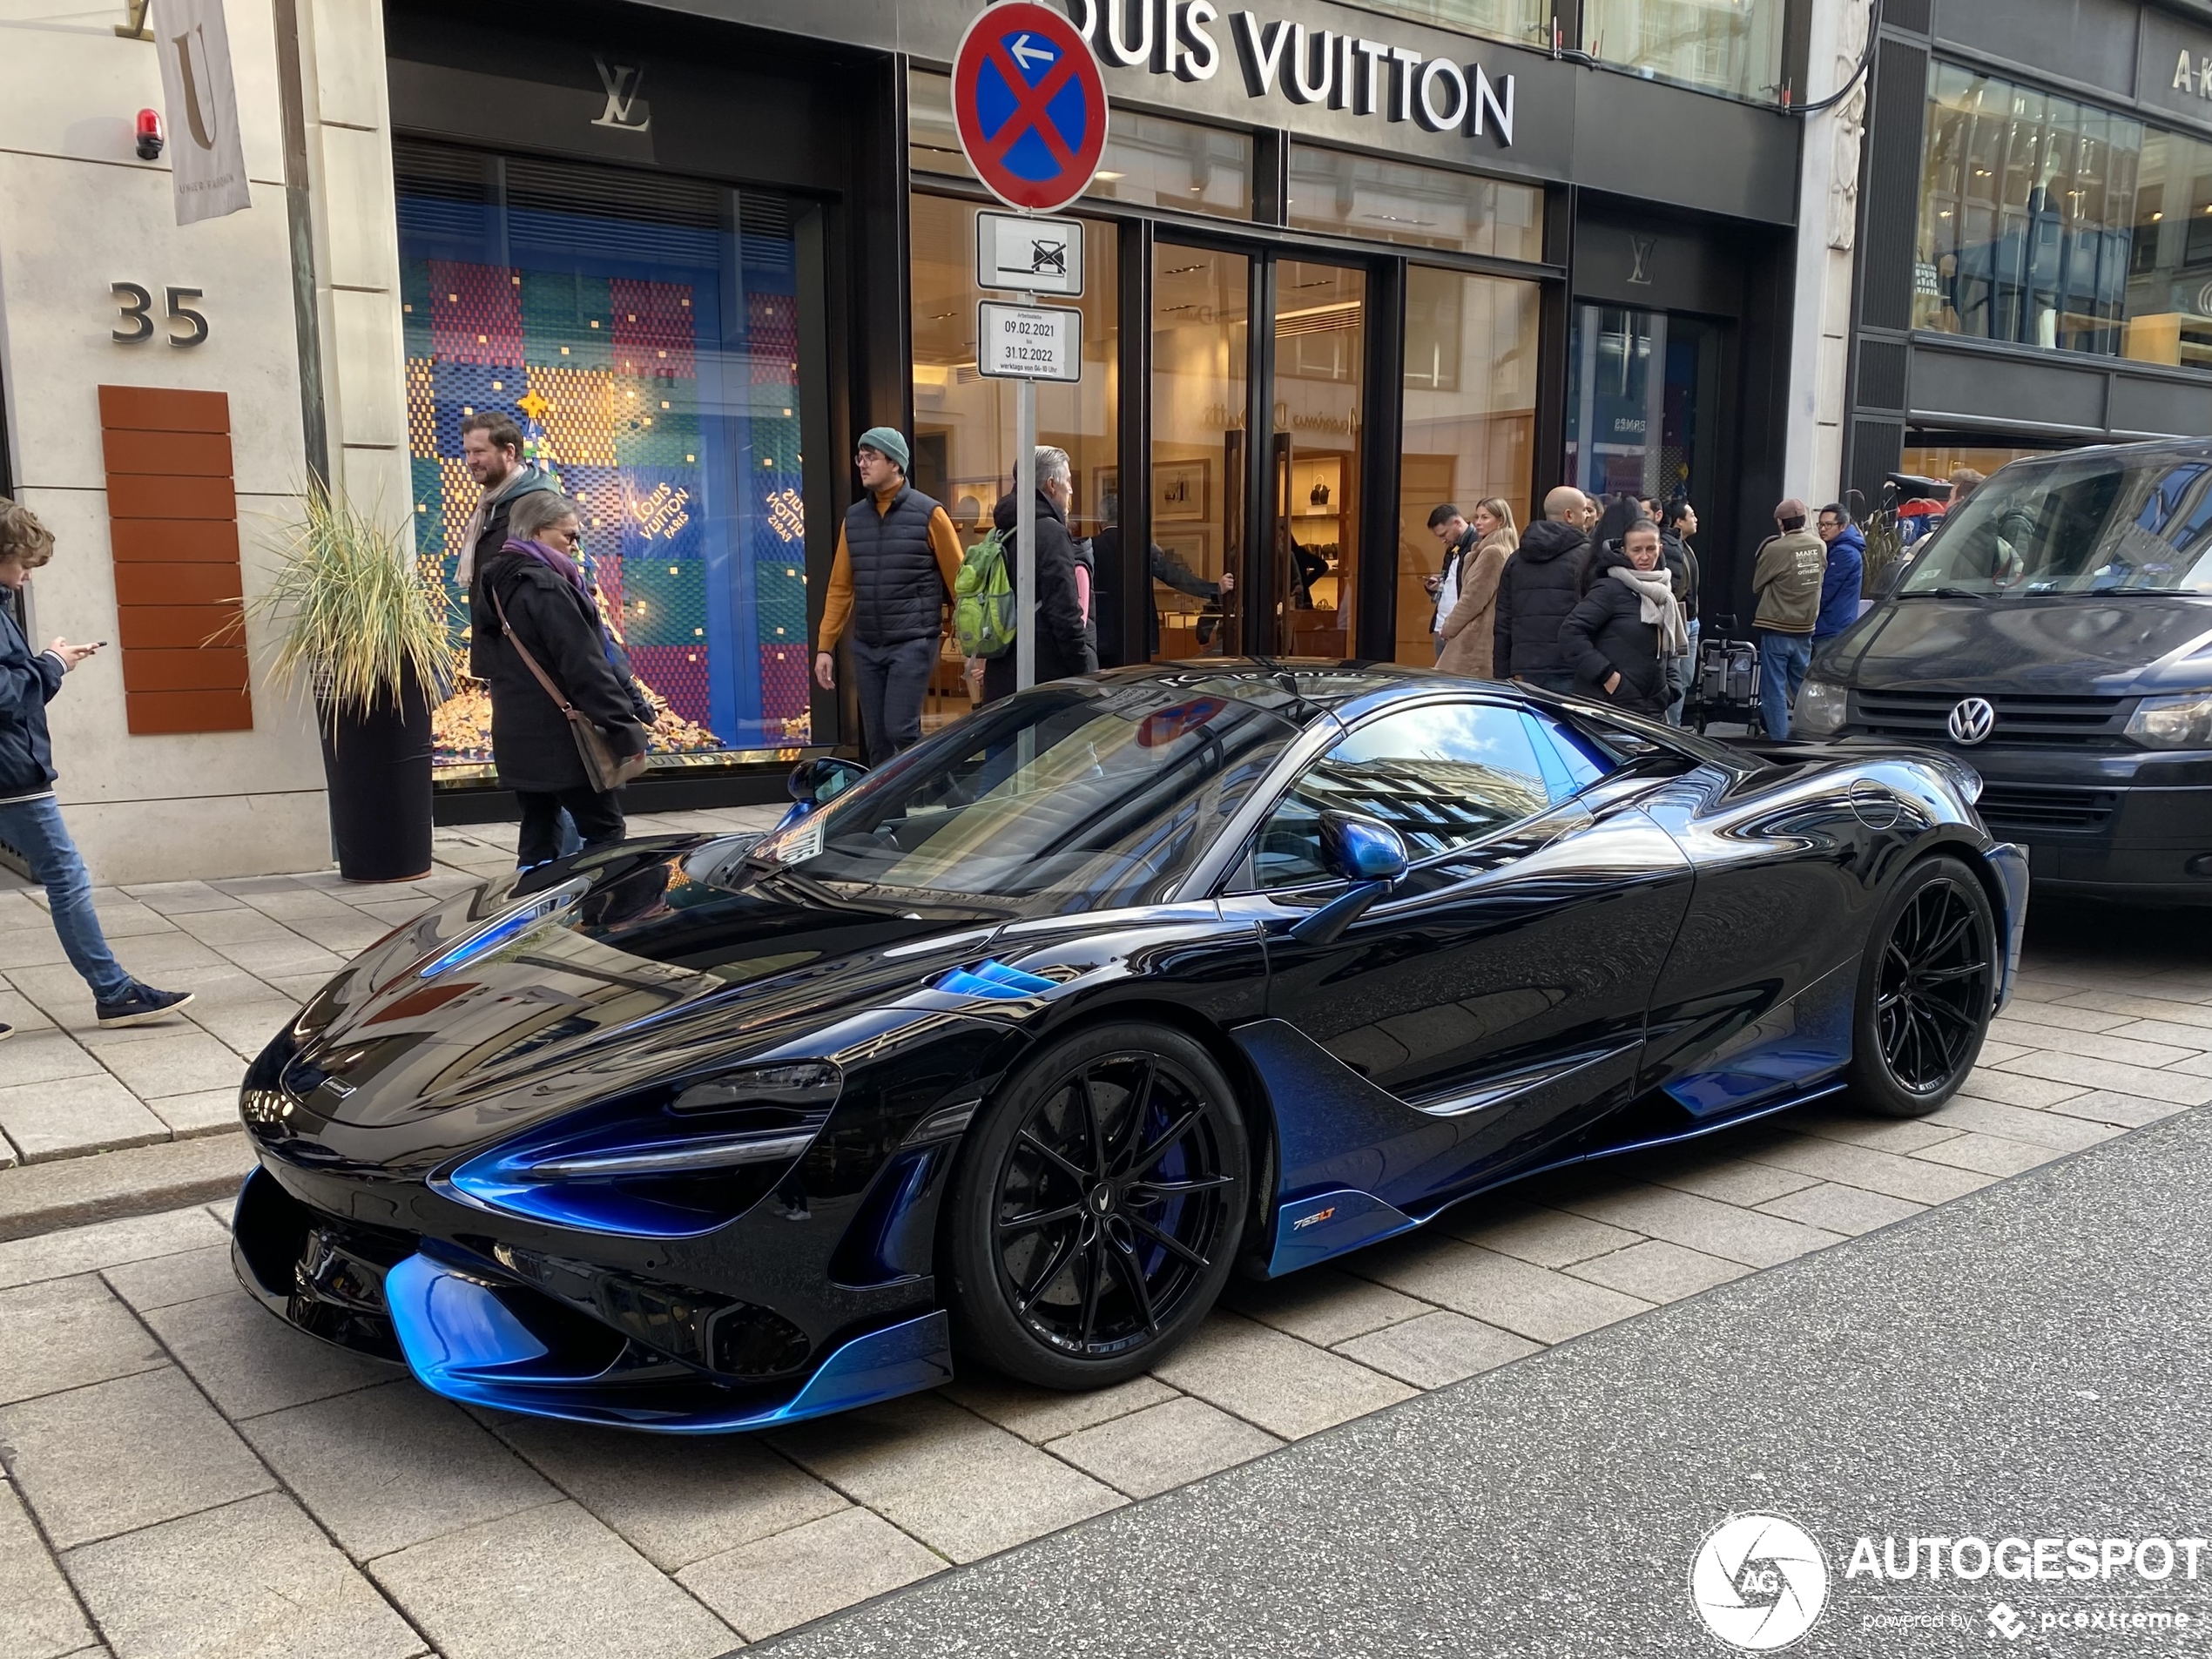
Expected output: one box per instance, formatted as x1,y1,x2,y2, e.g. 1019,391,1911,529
396,143,813,775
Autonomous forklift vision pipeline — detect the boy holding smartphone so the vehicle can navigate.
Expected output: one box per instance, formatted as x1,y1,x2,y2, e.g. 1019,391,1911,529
0,499,191,1035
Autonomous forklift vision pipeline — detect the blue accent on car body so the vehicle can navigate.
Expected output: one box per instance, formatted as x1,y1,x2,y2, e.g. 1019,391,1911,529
383,1251,953,1432
1265,1187,1419,1276
415,877,588,979
936,960,1057,1000
1984,841,2030,1009
1660,958,1856,1117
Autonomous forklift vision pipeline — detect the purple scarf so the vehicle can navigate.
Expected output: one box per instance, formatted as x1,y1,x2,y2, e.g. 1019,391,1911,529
502,536,588,597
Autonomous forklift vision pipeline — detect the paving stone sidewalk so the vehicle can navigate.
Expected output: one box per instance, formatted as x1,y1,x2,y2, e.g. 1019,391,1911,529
0,808,783,1170
0,861,2206,1656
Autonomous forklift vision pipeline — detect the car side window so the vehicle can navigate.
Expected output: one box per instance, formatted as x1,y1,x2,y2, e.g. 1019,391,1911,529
1254,703,1554,888
1521,712,1615,800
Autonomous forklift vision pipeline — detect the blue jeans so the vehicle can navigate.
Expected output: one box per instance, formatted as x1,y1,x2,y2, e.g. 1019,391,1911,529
0,796,132,1002
1758,631,1812,738
1666,618,1700,726
849,636,940,764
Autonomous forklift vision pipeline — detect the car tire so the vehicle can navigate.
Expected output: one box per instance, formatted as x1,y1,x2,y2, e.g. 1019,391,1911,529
943,1022,1247,1390
1846,853,1997,1118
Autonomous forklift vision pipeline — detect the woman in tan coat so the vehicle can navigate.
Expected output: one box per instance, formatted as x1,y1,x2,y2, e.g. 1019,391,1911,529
1436,498,1517,678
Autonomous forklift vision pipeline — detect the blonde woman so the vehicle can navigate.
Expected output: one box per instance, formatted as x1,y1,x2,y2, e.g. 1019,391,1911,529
1436,498,1518,678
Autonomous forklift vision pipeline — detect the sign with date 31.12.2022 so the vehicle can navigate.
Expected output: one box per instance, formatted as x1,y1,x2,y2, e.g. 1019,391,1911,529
976,300,1082,381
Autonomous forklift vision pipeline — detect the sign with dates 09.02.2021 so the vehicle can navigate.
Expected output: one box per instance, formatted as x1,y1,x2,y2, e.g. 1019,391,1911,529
977,300,1082,381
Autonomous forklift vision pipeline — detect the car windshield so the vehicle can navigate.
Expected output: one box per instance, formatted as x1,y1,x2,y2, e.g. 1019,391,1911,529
743,679,1303,914
1898,450,2212,597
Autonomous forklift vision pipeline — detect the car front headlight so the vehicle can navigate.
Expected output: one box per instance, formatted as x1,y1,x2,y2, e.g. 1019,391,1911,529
2126,693,2212,749
1795,678,1848,738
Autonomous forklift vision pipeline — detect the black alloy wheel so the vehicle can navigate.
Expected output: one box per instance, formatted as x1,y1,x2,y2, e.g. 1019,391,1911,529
1848,854,1996,1117
945,1023,1246,1388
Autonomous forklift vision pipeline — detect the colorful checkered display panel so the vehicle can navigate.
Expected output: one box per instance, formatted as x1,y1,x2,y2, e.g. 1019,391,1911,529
397,154,810,771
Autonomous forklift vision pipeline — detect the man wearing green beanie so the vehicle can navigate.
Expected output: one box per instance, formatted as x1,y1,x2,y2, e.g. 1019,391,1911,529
813,428,965,763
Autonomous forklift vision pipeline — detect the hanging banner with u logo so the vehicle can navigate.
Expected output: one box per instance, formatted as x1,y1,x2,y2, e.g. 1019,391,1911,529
154,0,251,224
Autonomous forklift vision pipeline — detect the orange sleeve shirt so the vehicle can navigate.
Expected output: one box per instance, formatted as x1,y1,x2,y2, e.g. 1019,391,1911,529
813,496,967,652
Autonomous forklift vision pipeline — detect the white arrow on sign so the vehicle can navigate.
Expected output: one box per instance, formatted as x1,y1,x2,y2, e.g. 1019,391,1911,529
1008,34,1055,71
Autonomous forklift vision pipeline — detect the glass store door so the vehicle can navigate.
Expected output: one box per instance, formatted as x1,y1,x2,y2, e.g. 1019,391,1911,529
1270,260,1366,658
1148,245,1369,661
1563,304,1720,511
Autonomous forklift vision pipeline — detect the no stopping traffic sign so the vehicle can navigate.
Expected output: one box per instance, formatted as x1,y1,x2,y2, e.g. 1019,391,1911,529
951,3,1109,214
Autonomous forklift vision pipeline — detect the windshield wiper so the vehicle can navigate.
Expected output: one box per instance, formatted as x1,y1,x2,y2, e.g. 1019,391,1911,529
1902,586,1986,599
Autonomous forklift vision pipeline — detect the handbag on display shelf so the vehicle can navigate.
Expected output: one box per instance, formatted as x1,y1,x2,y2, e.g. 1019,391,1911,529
489,587,650,792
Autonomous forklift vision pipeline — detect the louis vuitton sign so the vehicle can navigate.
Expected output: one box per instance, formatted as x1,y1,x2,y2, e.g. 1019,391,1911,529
1061,0,1514,145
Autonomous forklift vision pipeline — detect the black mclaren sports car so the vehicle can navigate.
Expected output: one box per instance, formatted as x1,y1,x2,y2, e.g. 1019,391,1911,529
233,662,2028,1431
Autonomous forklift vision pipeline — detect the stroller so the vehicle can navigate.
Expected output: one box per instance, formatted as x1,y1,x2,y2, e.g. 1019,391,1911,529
1683,619,1764,737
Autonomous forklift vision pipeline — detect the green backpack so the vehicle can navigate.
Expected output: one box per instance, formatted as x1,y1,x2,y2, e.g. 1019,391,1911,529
953,529,1017,659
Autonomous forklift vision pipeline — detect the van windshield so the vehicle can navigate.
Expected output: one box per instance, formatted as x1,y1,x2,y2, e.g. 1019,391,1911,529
1898,452,2212,597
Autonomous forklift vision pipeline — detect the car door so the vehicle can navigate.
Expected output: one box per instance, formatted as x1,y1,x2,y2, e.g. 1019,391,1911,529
1223,698,1695,1211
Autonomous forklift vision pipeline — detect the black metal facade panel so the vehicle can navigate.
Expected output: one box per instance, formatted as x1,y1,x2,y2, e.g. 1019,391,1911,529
1858,39,1927,334
1571,206,1750,316
2107,368,2212,435
624,0,1799,224
1934,0,2141,100
1908,341,2110,432
384,3,854,192
1850,415,1904,502
1885,0,1932,33
1856,336,1909,411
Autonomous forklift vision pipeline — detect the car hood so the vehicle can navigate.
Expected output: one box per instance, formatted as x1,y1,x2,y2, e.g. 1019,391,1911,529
273,836,1008,1138
1820,595,2212,695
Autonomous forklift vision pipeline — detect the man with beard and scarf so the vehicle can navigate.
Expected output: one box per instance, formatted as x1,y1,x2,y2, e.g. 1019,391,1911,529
1492,485,1592,694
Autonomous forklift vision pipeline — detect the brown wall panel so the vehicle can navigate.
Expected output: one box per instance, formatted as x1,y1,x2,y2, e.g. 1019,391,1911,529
119,647,250,694
107,519,241,563
97,386,230,434
123,690,254,734
105,475,236,522
111,560,244,607
102,429,234,477
99,385,253,735
115,605,243,651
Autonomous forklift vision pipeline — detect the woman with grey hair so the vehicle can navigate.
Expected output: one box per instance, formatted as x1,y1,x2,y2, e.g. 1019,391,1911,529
981,446,1096,704
470,489,649,867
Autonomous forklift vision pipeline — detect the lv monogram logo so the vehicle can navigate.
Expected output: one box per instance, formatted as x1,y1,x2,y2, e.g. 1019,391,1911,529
1628,234,1656,285
591,58,650,131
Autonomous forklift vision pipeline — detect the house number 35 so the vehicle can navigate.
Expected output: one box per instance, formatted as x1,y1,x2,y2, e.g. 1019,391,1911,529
111,283,209,347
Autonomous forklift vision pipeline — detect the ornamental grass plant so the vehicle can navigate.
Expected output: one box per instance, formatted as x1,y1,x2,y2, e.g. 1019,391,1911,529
248,485,453,736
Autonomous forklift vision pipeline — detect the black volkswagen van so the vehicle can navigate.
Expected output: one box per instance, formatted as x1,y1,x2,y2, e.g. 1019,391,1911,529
1798,439,2212,904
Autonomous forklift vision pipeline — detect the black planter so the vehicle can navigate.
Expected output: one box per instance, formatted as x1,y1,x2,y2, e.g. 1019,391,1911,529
319,666,435,882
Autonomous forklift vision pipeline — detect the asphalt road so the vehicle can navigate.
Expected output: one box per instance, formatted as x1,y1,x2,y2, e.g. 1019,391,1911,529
766,1103,2212,1657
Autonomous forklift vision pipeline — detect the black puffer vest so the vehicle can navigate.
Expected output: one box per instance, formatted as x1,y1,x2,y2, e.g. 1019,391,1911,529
845,485,946,646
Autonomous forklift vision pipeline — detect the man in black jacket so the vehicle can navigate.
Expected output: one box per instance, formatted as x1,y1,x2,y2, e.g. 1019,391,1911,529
982,448,1096,704
0,501,191,1032
1492,486,1591,694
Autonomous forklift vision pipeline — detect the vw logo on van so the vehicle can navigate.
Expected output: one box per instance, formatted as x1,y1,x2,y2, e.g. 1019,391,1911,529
1946,697,1997,745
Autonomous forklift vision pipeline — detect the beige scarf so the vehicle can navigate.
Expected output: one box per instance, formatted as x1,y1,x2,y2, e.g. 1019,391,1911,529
1609,563,1689,656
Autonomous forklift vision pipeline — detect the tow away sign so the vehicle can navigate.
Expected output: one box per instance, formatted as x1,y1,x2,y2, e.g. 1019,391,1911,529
977,300,1082,381
975,211,1084,296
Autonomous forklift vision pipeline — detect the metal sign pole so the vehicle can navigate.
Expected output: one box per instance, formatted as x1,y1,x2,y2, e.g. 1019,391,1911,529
1016,286,1036,691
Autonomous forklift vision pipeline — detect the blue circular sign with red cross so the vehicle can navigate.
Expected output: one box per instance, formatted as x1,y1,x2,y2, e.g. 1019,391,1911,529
951,3,1109,215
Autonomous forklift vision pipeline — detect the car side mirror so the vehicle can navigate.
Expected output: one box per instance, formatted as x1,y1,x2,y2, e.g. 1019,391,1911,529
787,757,867,806
1319,811,1409,885
1291,813,1408,946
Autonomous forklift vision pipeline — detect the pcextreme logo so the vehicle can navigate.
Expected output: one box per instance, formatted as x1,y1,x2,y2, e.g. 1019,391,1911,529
1690,1514,1831,1651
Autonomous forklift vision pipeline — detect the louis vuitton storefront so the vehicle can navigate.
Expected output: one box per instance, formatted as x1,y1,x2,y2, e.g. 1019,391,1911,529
381,0,1808,801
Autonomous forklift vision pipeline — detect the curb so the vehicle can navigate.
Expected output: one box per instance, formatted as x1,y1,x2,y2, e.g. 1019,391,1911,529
0,1131,254,1241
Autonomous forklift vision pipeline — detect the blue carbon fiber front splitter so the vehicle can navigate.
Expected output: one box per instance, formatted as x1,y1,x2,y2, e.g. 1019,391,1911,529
382,1253,953,1433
